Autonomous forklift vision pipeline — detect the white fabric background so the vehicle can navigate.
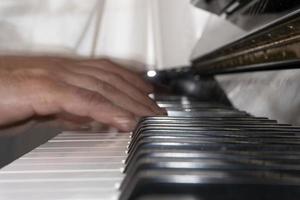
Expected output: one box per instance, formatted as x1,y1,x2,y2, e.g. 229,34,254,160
0,0,209,70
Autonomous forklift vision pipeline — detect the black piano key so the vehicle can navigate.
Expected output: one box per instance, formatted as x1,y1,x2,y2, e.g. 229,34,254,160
132,125,296,139
124,149,300,172
165,108,243,113
139,116,274,122
166,110,249,117
119,95,300,200
137,118,279,126
133,129,299,140
130,125,300,143
121,156,300,192
119,170,300,200
159,104,232,109
133,123,297,133
128,131,300,152
131,126,300,139
135,194,204,200
124,156,300,176
126,138,300,160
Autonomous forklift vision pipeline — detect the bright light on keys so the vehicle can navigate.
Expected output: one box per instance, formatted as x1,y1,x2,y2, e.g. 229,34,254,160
147,70,157,77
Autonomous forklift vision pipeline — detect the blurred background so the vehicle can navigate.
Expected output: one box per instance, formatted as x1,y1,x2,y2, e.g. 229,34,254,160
0,0,209,70
0,0,299,126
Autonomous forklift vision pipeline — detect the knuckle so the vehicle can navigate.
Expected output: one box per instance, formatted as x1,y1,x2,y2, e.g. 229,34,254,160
83,75,100,90
32,80,61,101
107,73,120,81
12,67,48,78
29,67,52,76
100,82,115,93
75,88,105,107
94,80,105,91
23,76,54,88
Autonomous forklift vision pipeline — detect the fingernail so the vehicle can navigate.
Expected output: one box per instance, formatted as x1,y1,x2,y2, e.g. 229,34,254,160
151,107,161,115
79,124,92,130
153,108,167,116
145,84,154,93
160,108,168,116
120,122,136,132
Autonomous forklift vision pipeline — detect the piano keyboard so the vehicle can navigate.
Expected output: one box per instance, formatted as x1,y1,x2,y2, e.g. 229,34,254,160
1,95,300,200
0,131,129,200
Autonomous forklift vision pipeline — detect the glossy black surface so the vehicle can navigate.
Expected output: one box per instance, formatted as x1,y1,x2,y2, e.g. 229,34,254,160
119,95,300,200
191,0,300,75
193,0,300,30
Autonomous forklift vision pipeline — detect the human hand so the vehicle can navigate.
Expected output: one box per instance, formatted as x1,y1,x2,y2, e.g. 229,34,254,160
0,56,165,131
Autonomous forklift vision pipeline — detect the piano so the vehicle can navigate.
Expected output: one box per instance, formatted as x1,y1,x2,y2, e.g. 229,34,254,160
1,0,300,199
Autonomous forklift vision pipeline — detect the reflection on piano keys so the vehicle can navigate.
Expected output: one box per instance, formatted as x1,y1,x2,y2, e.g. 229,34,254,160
2,95,300,200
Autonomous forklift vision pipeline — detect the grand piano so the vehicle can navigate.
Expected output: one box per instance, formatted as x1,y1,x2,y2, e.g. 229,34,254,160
1,0,300,199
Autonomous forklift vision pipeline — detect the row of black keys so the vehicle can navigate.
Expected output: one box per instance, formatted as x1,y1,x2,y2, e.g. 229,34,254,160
118,104,300,200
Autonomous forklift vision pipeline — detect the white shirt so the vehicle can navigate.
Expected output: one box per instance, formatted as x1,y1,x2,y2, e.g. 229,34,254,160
0,0,209,70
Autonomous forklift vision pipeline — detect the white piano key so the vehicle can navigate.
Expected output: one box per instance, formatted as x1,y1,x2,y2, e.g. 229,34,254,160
52,135,130,140
3,162,124,171
25,150,126,157
33,146,127,152
0,189,119,200
40,140,128,148
0,131,130,200
0,179,120,190
18,155,126,162
0,170,123,180
48,139,130,142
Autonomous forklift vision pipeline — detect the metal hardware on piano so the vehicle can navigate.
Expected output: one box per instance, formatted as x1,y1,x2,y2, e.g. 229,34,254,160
1,0,300,199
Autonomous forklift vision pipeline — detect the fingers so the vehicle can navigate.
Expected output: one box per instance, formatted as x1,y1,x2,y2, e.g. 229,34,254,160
62,64,165,115
54,69,159,117
30,79,137,131
0,57,165,131
75,59,153,94
62,85,137,131
0,56,165,131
